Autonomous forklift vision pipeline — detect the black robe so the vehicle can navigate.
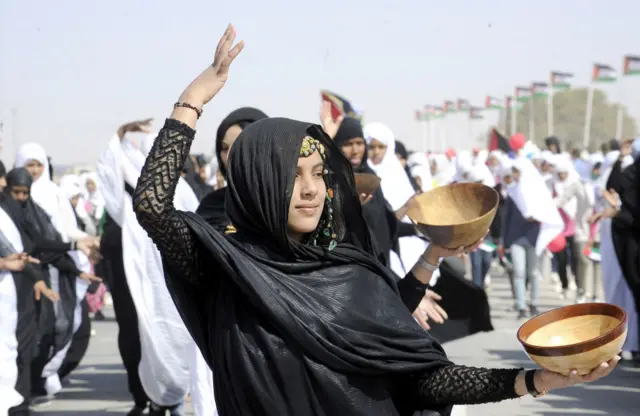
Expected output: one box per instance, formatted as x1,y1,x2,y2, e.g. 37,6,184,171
610,156,640,350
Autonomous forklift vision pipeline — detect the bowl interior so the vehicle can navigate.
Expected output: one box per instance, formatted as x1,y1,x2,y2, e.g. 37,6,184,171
518,303,627,355
407,183,498,226
526,314,621,347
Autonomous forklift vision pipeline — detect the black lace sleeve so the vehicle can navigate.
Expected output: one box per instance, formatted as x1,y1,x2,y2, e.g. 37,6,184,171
132,118,200,282
417,364,522,405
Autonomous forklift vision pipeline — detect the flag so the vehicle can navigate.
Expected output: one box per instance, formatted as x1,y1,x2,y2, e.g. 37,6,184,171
469,106,483,119
320,90,363,121
623,55,640,76
443,100,456,113
488,127,510,153
550,71,572,89
415,105,433,121
456,99,470,112
515,86,531,102
592,64,617,83
484,96,503,109
433,106,445,119
532,82,549,98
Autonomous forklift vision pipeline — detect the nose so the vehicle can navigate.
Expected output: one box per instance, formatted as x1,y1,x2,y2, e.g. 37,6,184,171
300,174,318,199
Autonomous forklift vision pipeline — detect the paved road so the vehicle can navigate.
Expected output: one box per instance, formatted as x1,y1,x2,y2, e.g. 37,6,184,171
34,269,639,415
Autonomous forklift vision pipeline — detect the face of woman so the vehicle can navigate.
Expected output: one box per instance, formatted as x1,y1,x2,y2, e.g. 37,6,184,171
511,168,521,182
368,139,387,165
340,137,366,167
24,159,44,181
86,178,97,193
220,124,244,168
70,195,80,207
557,171,568,182
502,175,513,186
287,151,326,241
396,153,407,168
10,185,29,203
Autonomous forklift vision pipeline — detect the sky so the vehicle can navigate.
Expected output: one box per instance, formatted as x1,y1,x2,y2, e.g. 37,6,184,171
1,0,640,165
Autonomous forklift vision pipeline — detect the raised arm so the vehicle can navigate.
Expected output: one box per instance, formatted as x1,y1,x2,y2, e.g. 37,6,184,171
133,24,244,282
133,120,202,280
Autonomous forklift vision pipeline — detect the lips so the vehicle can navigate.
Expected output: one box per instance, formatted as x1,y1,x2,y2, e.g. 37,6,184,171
349,157,361,165
295,205,319,216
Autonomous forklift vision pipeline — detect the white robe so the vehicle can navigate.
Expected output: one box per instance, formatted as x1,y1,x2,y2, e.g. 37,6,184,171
98,134,216,412
0,208,24,413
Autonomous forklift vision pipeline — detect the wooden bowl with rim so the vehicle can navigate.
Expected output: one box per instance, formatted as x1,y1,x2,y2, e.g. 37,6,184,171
354,173,382,196
517,303,627,375
406,183,499,249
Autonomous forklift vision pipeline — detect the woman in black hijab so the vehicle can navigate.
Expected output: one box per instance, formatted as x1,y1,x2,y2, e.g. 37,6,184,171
132,26,618,416
4,168,100,397
196,106,268,231
325,115,397,265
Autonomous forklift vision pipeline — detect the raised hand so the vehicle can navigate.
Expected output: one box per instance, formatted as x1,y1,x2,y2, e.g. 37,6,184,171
178,24,244,108
319,101,344,139
117,118,154,140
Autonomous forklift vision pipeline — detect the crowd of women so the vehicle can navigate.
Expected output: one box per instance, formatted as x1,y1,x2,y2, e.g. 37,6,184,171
0,24,636,416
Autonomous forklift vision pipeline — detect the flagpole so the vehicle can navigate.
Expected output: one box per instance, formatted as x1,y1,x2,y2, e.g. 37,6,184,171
421,120,428,153
529,97,535,142
615,95,624,140
615,58,625,140
548,73,554,137
583,84,594,149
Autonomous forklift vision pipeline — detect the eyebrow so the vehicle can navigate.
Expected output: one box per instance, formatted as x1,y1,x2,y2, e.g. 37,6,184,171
312,163,325,169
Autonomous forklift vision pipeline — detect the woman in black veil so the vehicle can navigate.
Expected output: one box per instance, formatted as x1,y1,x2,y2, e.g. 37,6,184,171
133,25,619,416
196,106,268,231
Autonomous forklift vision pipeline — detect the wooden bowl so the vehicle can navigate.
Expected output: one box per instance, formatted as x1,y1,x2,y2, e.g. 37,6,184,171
517,303,627,375
406,183,498,249
354,173,381,196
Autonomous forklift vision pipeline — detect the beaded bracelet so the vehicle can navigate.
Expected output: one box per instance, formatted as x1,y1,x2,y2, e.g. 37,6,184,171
174,102,203,119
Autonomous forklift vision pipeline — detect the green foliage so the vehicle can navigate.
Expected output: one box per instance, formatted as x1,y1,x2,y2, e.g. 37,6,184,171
499,88,637,151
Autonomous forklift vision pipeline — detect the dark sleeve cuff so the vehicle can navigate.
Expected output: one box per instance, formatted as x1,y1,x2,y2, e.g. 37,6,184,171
397,271,429,312
165,118,196,139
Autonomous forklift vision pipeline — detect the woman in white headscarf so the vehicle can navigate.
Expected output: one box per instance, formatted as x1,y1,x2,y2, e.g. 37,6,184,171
80,172,105,226
364,122,427,278
552,156,595,303
60,174,98,236
407,152,433,193
502,151,563,318
429,154,454,188
14,143,96,397
98,121,216,416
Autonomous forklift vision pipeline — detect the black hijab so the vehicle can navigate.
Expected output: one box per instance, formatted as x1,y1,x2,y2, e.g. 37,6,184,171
166,118,452,416
4,168,77,354
197,107,268,230
333,117,398,265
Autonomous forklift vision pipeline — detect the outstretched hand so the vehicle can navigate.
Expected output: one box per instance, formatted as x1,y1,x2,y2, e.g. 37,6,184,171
537,356,621,392
412,290,448,330
178,24,244,108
